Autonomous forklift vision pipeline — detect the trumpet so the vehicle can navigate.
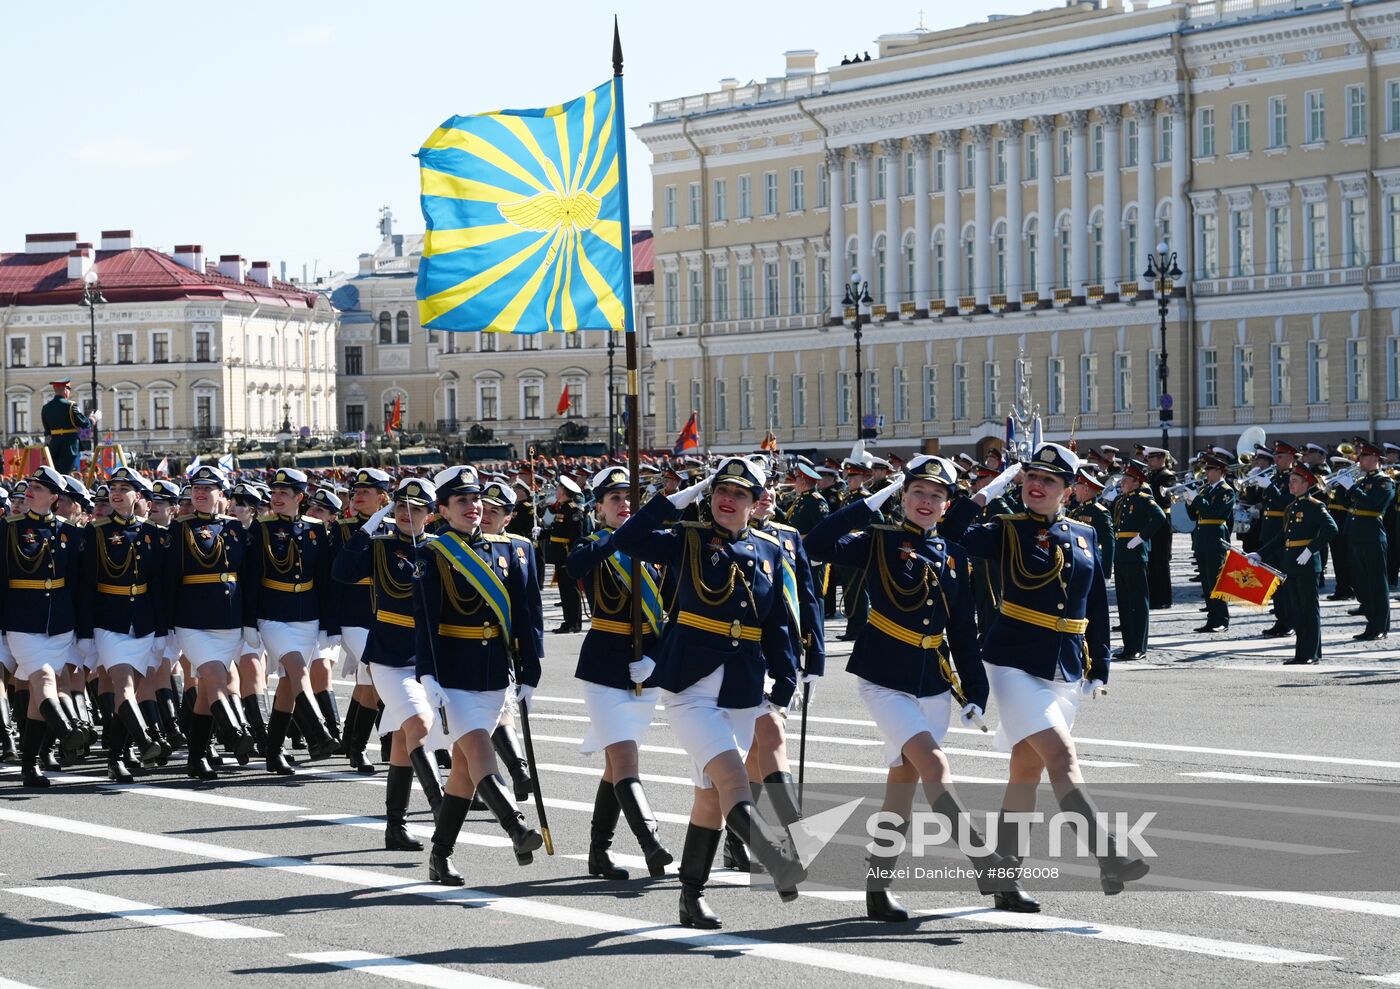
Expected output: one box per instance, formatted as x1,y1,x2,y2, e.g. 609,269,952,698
1323,465,1365,491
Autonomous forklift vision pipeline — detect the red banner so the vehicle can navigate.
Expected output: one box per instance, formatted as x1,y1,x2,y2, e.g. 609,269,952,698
1210,548,1282,608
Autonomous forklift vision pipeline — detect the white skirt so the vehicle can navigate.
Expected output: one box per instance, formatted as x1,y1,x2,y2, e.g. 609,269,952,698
258,619,319,666
175,627,241,670
985,662,1082,753
438,686,508,747
578,682,661,755
857,677,954,767
341,626,369,680
367,664,434,734
662,667,764,789
7,631,76,680
94,629,157,674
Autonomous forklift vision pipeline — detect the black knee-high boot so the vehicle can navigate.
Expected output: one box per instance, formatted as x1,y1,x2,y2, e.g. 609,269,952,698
587,779,628,880
723,782,761,871
211,695,255,763
184,713,217,781
337,698,361,757
20,718,51,787
107,714,133,782
39,697,83,760
240,695,268,758
866,820,911,922
724,801,806,901
180,687,197,738
408,745,444,820
492,723,532,800
384,765,424,851
992,812,1041,912
343,701,378,775
931,791,1016,895
614,777,673,877
315,690,342,744
1058,788,1150,895
264,707,296,775
117,699,162,766
98,692,117,752
157,687,186,748
476,774,543,865
292,692,336,759
678,824,722,929
138,699,173,765
428,793,471,885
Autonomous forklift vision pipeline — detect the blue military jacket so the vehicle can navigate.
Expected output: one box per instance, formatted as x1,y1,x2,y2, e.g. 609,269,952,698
242,513,333,627
324,514,389,634
805,502,985,704
611,494,798,709
0,511,84,635
755,516,825,678
332,527,421,669
505,531,546,663
942,498,1111,684
413,527,542,691
567,525,661,690
161,512,248,630
77,513,165,639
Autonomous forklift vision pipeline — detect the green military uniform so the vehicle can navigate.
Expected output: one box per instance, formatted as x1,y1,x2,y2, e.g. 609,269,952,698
1185,475,1237,630
1258,478,1339,664
41,389,94,476
1110,480,1167,659
1069,495,1115,580
1259,467,1295,634
1345,464,1395,639
1325,483,1353,599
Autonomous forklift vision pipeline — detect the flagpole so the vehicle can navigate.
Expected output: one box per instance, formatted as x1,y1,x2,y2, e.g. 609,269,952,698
613,18,645,698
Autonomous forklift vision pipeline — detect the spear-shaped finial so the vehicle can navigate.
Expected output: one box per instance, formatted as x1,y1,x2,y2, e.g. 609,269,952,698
612,16,623,77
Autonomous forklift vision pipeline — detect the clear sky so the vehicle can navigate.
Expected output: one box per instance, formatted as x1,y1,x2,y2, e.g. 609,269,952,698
1,0,1050,280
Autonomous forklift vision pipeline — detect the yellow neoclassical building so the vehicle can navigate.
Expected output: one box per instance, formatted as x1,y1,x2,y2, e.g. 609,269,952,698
636,0,1400,459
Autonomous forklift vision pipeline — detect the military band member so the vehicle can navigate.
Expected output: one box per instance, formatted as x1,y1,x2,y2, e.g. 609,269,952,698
945,444,1149,898
1184,453,1236,633
612,457,805,929
1325,457,1354,601
566,466,673,882
1109,461,1166,661
416,466,545,883
2,467,90,786
41,379,99,476
1257,441,1299,637
333,477,444,851
1252,463,1339,664
1069,468,1115,580
808,456,1032,920
1338,440,1394,641
542,476,586,633
1142,446,1176,610
1386,443,1400,589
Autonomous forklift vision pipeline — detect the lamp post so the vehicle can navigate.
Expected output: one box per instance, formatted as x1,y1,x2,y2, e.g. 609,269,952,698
842,271,873,442
1143,241,1181,457
607,331,616,458
78,270,106,419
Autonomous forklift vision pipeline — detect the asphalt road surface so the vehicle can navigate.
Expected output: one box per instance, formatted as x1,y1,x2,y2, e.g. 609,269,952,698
2,541,1398,989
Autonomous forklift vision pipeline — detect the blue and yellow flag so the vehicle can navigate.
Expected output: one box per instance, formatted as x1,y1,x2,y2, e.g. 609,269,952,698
415,79,631,334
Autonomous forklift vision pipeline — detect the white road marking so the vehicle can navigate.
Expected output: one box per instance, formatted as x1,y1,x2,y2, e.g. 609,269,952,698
534,762,695,787
290,950,538,988
1179,772,1331,785
0,979,45,989
1217,891,1400,919
1142,827,1355,856
1361,974,1400,985
46,773,304,813
920,905,1339,965
5,886,281,939
0,806,1050,989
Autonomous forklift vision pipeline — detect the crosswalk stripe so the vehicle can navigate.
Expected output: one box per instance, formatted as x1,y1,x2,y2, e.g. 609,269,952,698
919,905,1339,965
1217,891,1400,919
0,979,45,989
1361,974,1400,985
0,805,1049,989
5,886,281,939
290,950,538,988
46,774,305,813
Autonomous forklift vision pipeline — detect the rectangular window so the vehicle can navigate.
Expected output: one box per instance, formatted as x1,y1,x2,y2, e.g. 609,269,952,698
1200,349,1218,408
195,330,212,362
1091,123,1104,171
1197,212,1219,279
522,379,542,418
663,186,676,227
863,369,879,422
521,334,539,350
345,404,365,433
934,148,946,192
1346,84,1367,139
789,260,805,315
1232,210,1254,276
1306,202,1328,271
818,256,829,314
1269,206,1291,274
1346,198,1368,267
82,337,96,365
894,367,909,422
764,171,778,214
1306,90,1326,144
1026,132,1038,179
713,379,728,431
737,264,753,320
1197,106,1216,157
983,362,1000,420
1271,343,1290,406
153,393,171,430
687,268,702,321
1047,356,1065,415
837,372,851,425
344,346,363,376
1390,194,1400,263
766,374,781,428
1390,80,1400,134
479,382,499,421
1125,119,1139,166
117,394,134,431
1114,352,1133,411
564,330,582,349
665,381,678,434
963,143,975,188
995,139,1007,184
45,335,63,366
1269,96,1288,148
739,174,752,219
712,178,727,221
1080,353,1099,413
116,333,134,364
714,267,730,320
903,151,915,196
1231,102,1250,153
1234,345,1254,407
1348,338,1369,402
1058,127,1071,175
952,363,967,420
1159,114,1173,162
664,270,679,324
875,156,887,200
479,332,497,352
818,162,829,208
691,380,703,429
688,182,701,224
789,167,805,211
847,160,857,203
922,365,937,421
9,337,26,368
738,377,752,431
764,262,780,317
1389,337,1400,402
1308,340,1329,403
152,332,169,363
792,373,807,427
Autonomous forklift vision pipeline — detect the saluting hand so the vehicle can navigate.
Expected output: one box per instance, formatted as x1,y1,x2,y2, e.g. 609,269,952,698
668,473,713,510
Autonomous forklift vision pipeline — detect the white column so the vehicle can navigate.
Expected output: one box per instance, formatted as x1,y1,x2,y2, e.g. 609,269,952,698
882,139,902,313
1069,109,1089,301
1133,99,1156,293
854,143,874,295
826,148,845,322
911,134,932,316
940,129,962,311
1099,104,1123,294
1034,115,1055,299
1167,93,1190,287
971,124,992,309
1001,120,1024,304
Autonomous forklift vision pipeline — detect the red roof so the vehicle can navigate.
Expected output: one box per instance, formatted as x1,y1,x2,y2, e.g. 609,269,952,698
631,229,653,285
0,247,319,309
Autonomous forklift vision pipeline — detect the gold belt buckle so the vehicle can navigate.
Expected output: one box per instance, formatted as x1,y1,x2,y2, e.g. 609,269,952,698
483,624,498,639
730,619,742,639
220,572,233,583
44,578,54,590
920,634,938,649
1055,617,1071,632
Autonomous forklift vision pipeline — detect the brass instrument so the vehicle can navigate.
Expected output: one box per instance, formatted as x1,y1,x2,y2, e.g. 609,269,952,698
1323,465,1365,491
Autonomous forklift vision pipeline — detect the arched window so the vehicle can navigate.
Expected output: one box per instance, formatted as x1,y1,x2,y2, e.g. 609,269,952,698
1157,200,1173,251
378,312,392,344
395,311,410,343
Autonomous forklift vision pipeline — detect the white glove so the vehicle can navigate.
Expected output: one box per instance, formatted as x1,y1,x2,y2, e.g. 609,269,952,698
363,504,392,533
628,656,656,683
1127,535,1144,549
1337,474,1356,490
667,473,713,510
1079,680,1108,700
1246,552,1262,565
542,509,556,526
1183,489,1198,505
1251,475,1272,489
791,672,820,710
977,463,1022,503
76,638,95,661
516,683,536,709
89,409,102,423
1102,488,1120,504
421,674,450,712
960,702,987,731
863,474,905,512
242,626,260,651
1296,548,1312,565
531,526,542,541
766,699,788,716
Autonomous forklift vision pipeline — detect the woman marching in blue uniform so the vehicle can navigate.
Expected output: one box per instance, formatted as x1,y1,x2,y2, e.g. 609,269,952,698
415,466,545,884
566,465,674,882
942,442,1150,898
332,476,445,851
806,455,1030,921
611,457,805,930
